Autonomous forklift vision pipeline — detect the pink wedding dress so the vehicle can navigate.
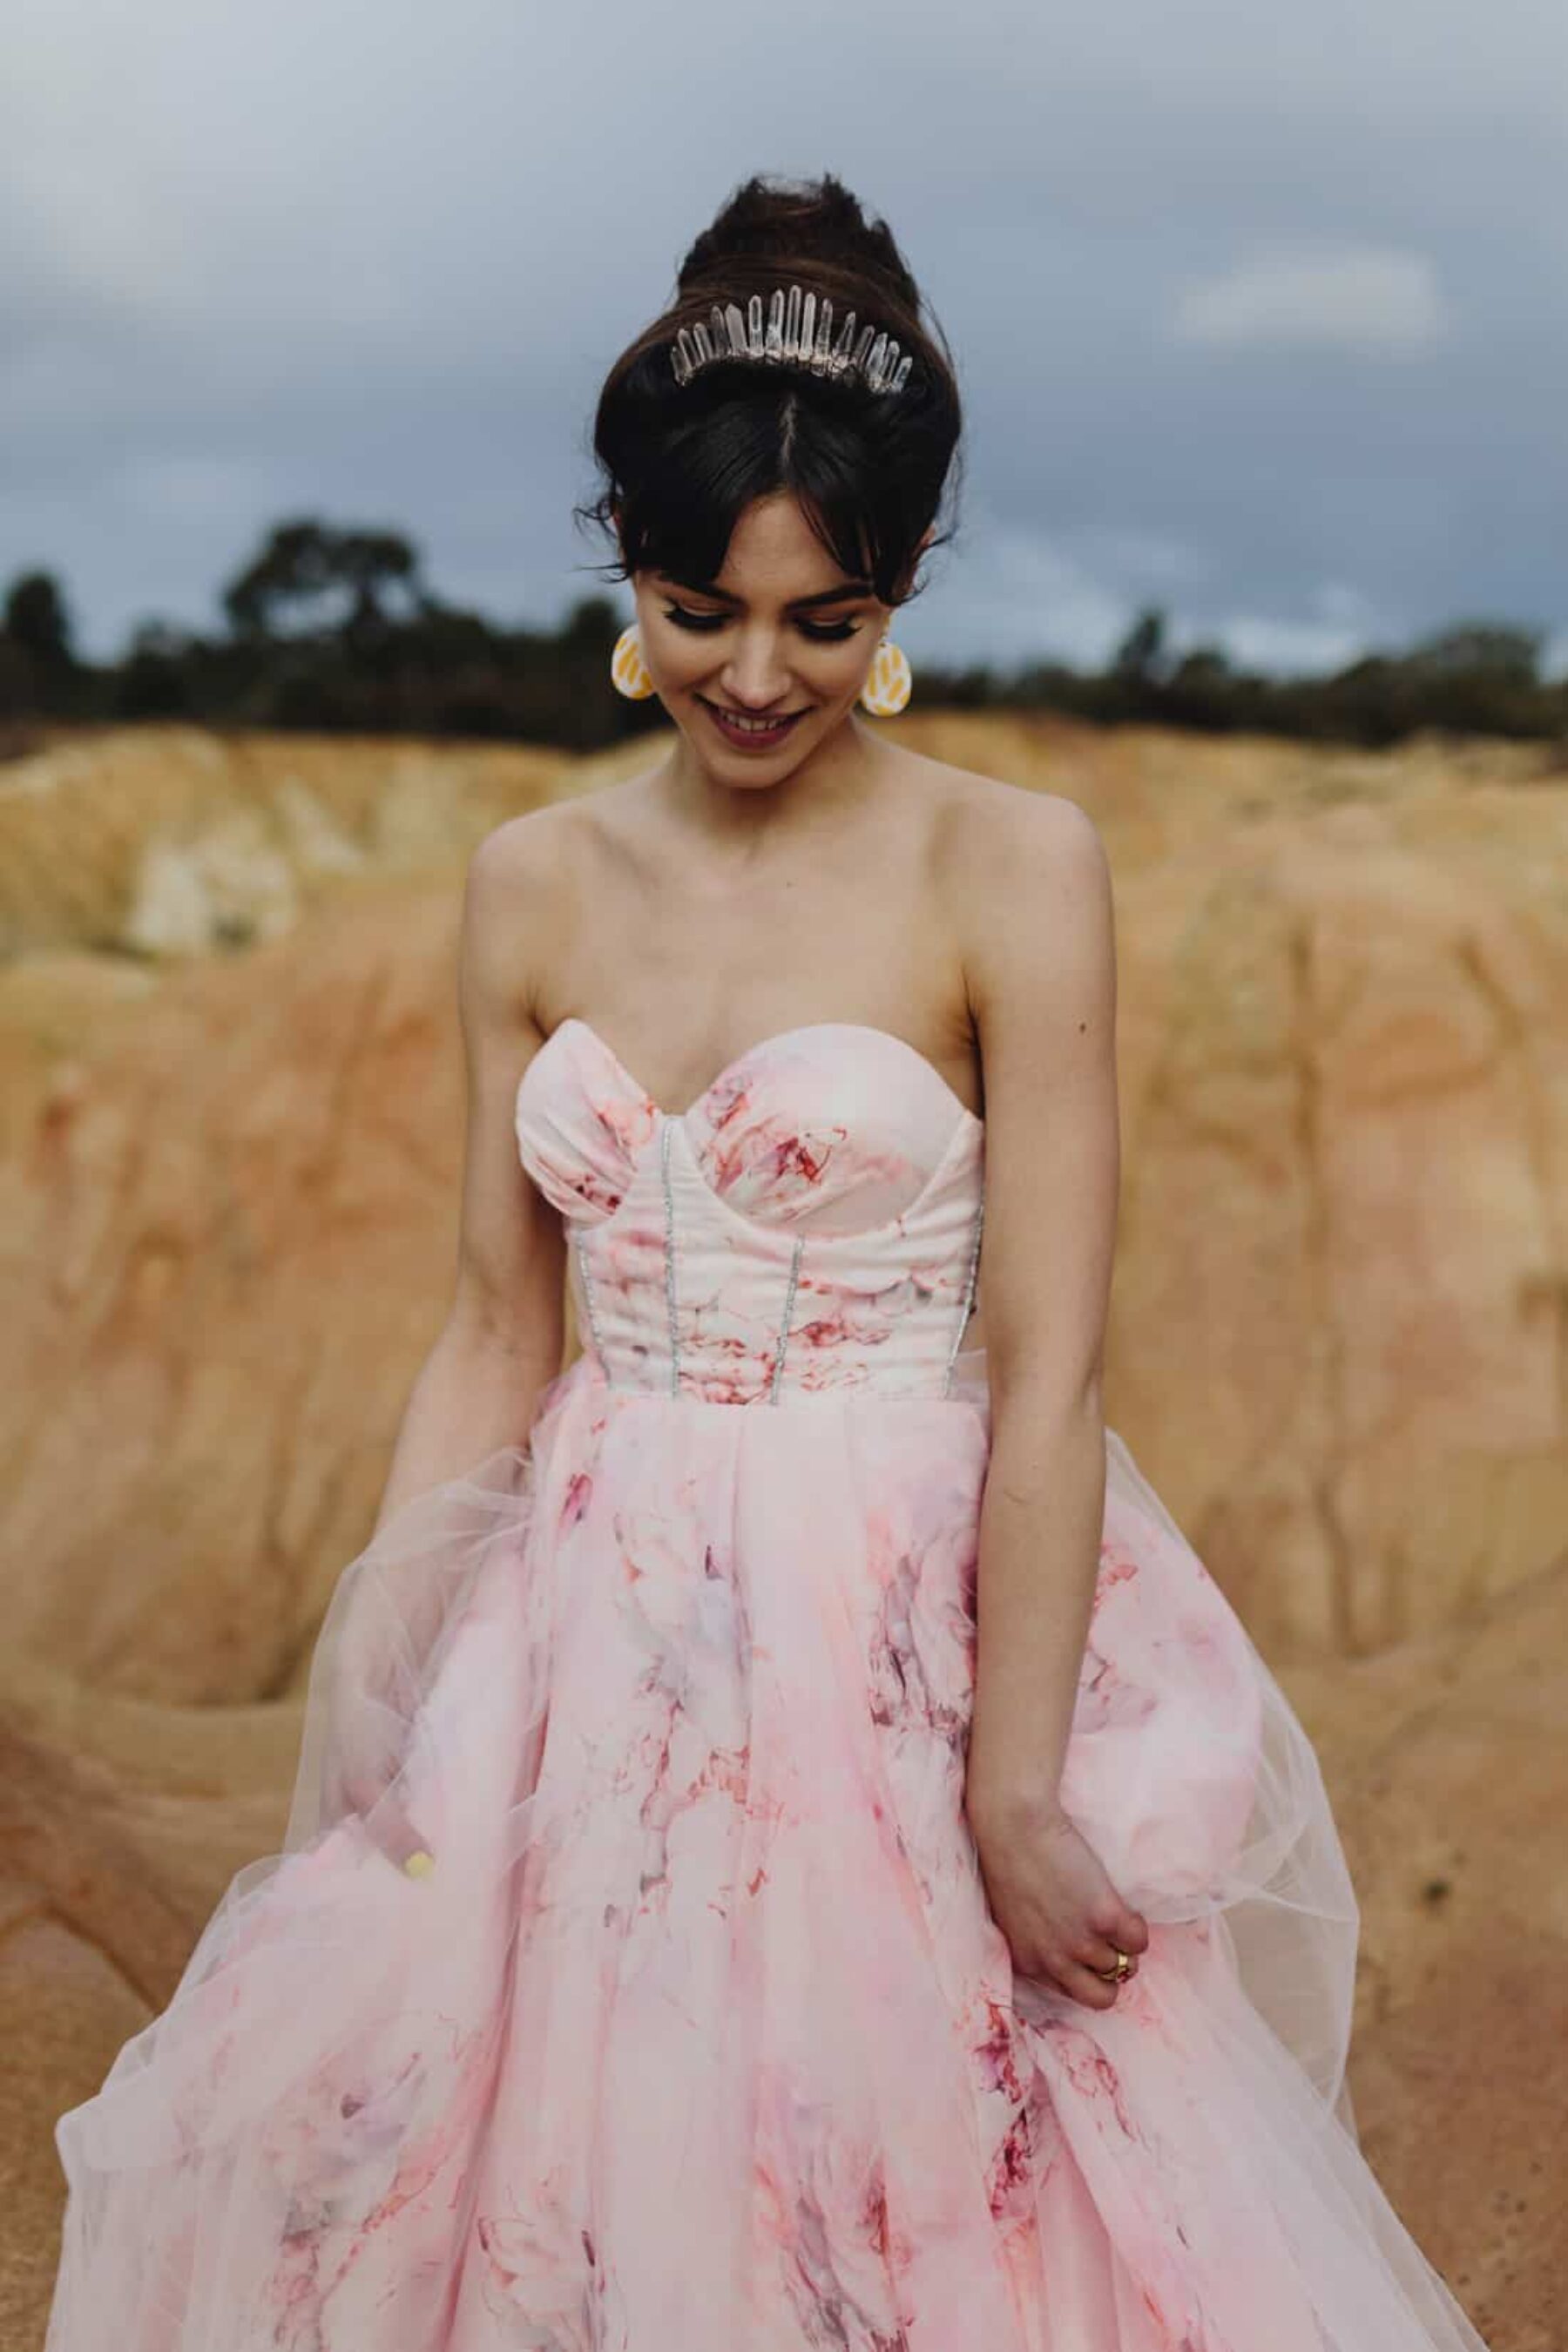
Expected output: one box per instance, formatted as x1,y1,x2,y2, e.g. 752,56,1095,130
46,1017,1494,2349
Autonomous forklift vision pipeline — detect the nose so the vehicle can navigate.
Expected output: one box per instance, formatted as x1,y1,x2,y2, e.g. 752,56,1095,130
718,627,795,712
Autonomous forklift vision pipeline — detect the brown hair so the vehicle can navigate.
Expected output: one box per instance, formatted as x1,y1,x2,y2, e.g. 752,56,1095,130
574,172,964,610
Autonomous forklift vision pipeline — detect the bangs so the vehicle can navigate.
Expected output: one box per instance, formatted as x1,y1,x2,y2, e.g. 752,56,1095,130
598,385,923,609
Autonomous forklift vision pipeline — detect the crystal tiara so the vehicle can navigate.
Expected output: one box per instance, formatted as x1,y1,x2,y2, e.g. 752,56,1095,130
669,282,914,395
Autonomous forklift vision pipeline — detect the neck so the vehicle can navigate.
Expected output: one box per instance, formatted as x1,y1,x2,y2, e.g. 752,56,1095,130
657,706,891,847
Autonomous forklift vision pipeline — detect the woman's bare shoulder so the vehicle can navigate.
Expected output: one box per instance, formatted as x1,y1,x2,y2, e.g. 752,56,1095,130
469,768,649,885
903,751,1108,935
467,767,660,914
462,806,570,962
459,773,664,1018
891,754,1113,1063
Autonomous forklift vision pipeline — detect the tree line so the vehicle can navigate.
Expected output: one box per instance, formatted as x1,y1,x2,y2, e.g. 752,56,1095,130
2,517,1565,754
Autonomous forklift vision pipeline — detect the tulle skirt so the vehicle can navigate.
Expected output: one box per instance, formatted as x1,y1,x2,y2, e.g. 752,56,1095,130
45,1348,1492,2349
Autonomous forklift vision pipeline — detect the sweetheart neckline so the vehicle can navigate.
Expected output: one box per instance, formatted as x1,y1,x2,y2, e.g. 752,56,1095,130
522,1015,985,1131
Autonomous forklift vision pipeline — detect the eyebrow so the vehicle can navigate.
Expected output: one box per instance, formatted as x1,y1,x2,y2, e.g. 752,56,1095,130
663,575,874,610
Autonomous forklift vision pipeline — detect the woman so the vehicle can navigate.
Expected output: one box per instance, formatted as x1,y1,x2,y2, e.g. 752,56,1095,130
47,172,1495,2349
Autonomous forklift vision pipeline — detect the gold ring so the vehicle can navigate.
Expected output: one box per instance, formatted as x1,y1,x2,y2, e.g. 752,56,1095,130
1097,1946,1133,1984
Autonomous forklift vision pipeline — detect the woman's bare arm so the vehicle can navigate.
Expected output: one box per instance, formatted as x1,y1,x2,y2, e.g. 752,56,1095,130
956,784,1147,2007
964,787,1119,1801
370,816,569,1532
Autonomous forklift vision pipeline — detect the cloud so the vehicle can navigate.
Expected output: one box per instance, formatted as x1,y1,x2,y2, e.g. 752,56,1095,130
3,0,1565,663
113,455,277,527
1171,247,1456,356
902,510,1130,671
1200,613,1375,676
902,513,1387,679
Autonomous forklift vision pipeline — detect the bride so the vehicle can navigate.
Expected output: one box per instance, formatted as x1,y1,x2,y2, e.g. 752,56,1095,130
45,169,1497,2350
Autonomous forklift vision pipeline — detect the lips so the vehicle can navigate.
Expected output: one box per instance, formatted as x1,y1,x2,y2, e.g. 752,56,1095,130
699,698,808,747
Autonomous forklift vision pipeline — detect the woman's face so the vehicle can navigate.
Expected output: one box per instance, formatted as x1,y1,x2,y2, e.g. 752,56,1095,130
632,492,895,783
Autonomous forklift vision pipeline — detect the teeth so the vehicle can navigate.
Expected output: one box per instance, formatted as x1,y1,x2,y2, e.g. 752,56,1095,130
713,706,795,733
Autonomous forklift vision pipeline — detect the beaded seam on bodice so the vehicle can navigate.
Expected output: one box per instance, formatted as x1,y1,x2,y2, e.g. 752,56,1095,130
515,1019,985,1404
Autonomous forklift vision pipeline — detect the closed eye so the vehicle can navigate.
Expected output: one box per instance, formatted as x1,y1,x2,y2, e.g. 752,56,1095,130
661,603,862,644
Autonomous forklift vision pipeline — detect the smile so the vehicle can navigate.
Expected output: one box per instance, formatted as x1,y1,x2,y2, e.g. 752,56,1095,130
699,698,808,748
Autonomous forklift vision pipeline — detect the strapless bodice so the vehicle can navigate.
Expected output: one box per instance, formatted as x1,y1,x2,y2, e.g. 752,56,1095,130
515,1018,985,1403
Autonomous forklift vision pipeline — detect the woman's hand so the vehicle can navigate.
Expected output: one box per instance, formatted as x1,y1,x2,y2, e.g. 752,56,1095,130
966,1782,1149,2011
317,1606,439,1878
333,1750,436,1879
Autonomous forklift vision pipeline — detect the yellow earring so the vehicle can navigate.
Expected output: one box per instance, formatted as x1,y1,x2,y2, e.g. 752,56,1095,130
611,623,658,700
858,633,912,717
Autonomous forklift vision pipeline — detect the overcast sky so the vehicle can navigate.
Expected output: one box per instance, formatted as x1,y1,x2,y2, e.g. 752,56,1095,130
7,0,1567,677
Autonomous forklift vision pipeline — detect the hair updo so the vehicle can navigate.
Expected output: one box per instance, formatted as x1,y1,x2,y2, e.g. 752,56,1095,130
575,172,963,612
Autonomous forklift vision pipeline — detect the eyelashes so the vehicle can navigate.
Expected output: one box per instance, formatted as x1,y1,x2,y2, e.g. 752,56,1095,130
660,604,862,644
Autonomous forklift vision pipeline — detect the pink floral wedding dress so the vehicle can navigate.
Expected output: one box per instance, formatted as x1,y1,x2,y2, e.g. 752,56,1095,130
46,1018,1494,2349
